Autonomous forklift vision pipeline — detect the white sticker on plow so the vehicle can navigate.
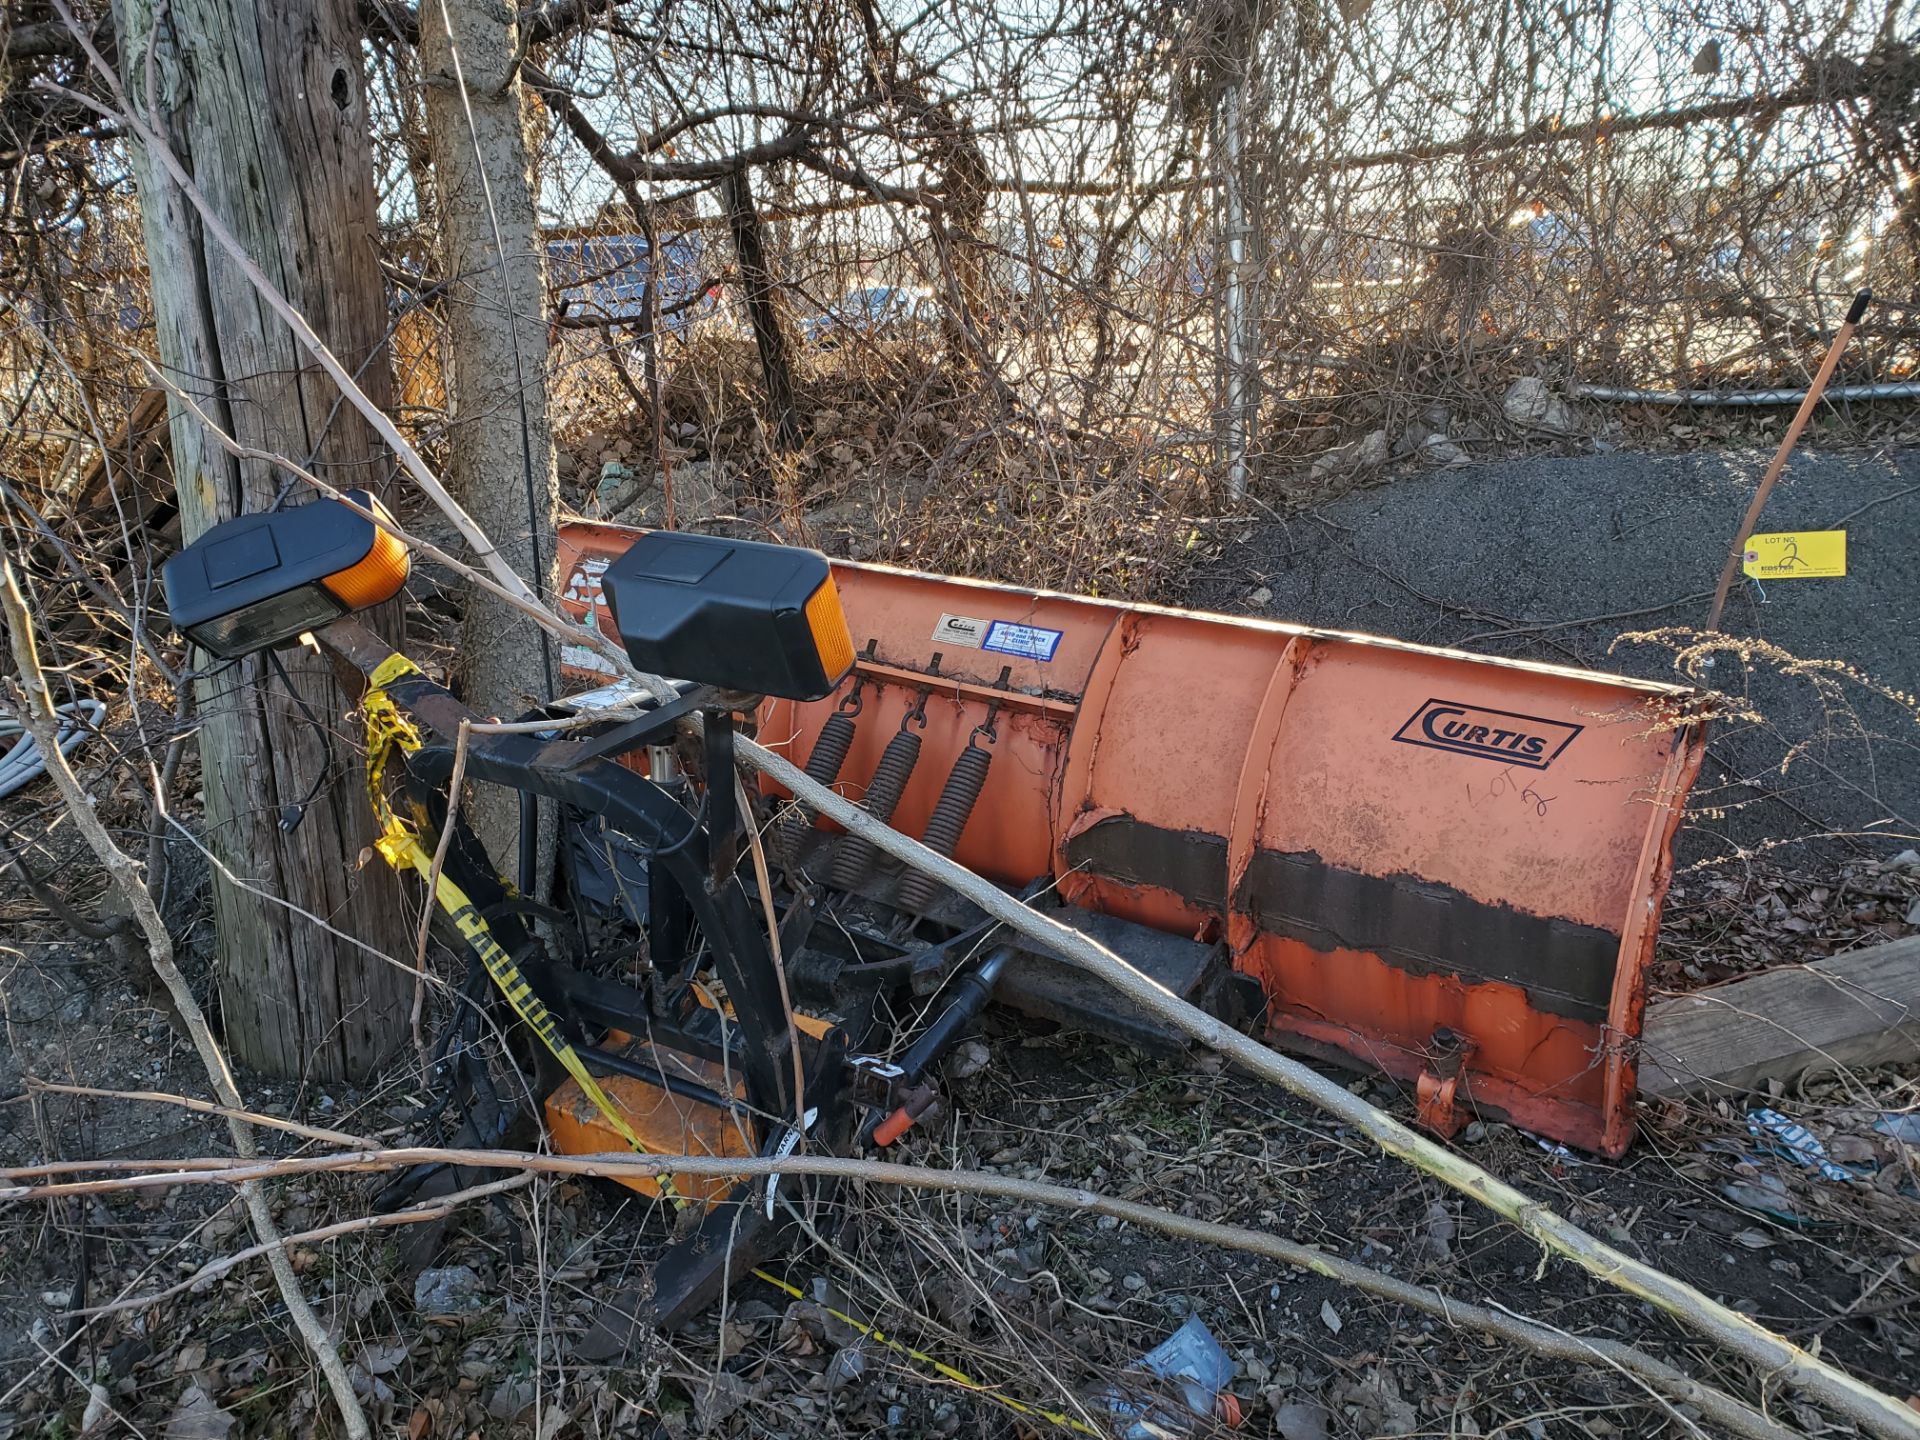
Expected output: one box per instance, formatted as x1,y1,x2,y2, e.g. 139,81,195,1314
932,613,990,648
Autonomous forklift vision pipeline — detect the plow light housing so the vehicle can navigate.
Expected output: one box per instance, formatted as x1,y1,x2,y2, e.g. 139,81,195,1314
161,491,410,658
601,531,855,701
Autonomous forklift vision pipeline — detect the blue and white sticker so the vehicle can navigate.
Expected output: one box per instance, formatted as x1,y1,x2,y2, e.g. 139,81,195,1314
982,620,1062,662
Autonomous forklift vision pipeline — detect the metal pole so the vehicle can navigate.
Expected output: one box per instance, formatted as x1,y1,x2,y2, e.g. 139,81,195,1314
1222,73,1253,500
1575,379,1920,407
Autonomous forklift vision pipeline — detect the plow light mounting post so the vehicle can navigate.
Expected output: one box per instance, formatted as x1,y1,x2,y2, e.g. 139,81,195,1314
160,490,410,658
600,531,855,702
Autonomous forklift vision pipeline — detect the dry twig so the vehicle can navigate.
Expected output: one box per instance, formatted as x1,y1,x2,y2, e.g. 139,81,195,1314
70,1172,534,1320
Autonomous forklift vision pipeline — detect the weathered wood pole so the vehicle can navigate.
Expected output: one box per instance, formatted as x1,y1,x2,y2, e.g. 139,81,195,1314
114,0,413,1078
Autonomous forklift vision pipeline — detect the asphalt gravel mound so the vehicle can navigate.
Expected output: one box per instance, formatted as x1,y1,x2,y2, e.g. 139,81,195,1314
1193,446,1920,862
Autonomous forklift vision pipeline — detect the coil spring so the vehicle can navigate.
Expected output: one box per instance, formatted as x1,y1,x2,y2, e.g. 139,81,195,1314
828,726,922,891
895,740,992,914
779,709,858,861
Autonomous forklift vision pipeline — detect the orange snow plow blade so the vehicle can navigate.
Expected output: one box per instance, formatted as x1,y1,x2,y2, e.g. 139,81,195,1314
558,522,1704,1156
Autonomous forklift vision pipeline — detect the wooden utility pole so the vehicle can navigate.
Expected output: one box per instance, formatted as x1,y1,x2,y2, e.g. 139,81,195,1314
421,0,560,880
113,0,413,1079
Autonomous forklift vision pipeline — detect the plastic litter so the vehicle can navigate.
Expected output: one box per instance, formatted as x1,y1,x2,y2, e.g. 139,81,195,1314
1747,1107,1855,1182
1873,1113,1920,1146
0,700,106,802
1094,1315,1241,1438
1720,1174,1805,1224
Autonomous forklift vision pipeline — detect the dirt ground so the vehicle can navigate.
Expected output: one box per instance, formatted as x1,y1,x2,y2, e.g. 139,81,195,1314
3,846,1918,1438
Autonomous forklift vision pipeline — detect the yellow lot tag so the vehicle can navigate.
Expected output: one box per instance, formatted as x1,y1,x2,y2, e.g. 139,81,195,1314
1743,530,1846,579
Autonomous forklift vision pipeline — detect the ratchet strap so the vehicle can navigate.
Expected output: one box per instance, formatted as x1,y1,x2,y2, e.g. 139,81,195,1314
361,654,676,1193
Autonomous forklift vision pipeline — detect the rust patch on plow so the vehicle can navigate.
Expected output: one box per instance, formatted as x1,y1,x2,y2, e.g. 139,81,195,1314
1236,848,1617,1024
1063,813,1228,910
1066,814,1618,1024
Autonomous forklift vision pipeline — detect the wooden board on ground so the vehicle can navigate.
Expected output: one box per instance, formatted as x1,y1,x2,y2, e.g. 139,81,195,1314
1639,935,1920,1098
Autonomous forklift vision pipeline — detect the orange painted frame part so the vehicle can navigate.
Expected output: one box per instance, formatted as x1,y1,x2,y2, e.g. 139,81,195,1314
545,1056,751,1204
555,522,1704,1156
541,998,838,1206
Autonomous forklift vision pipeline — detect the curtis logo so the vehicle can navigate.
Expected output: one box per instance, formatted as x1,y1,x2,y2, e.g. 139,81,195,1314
1392,699,1582,770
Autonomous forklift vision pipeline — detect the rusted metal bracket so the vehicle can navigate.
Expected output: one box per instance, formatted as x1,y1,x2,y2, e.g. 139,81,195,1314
1415,1027,1477,1139
851,653,1080,719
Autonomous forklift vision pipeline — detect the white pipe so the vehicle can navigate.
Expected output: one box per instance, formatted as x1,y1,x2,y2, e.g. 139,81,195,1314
1573,380,1920,407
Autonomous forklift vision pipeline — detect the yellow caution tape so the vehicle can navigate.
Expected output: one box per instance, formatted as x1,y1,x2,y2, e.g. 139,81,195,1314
374,823,656,1162
358,652,684,1204
748,1267,1098,1435
369,651,426,690
361,655,426,806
